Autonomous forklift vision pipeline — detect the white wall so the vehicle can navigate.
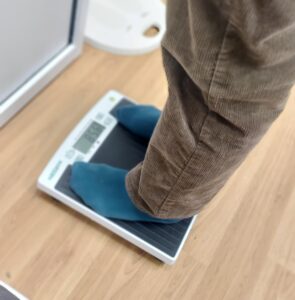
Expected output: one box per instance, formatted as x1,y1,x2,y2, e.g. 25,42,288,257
0,0,74,103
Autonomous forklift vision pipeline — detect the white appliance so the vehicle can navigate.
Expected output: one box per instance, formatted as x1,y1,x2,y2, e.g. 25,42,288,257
85,0,166,55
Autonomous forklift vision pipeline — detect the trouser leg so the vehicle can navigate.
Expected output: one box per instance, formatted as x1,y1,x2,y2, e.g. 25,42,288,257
126,0,295,219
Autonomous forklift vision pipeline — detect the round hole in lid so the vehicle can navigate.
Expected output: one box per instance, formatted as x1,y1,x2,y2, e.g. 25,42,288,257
143,25,160,37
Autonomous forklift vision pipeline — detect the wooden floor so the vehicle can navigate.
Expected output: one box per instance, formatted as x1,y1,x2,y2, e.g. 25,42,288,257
0,45,295,300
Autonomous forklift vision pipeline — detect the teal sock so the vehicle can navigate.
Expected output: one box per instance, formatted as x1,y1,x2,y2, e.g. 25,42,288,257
69,162,180,223
116,105,160,140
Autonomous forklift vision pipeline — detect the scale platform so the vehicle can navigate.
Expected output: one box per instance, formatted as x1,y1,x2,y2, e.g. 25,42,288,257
38,90,196,264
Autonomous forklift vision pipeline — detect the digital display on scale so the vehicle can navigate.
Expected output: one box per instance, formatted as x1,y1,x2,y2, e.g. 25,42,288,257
74,121,105,154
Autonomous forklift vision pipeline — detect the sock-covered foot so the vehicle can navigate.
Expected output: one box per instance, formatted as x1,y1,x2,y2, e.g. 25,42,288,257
116,105,161,140
69,162,180,223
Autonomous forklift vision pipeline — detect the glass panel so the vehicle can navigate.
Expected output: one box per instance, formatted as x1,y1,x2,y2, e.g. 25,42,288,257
0,0,74,104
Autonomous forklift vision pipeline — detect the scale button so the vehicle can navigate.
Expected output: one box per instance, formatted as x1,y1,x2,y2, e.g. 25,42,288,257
103,116,114,126
65,149,76,159
96,112,104,121
74,154,84,162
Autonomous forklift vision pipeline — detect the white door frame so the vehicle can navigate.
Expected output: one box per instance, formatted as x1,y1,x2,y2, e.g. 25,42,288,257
0,0,89,127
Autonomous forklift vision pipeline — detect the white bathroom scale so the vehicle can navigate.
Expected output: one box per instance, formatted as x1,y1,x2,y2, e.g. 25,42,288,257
37,90,196,264
0,281,28,300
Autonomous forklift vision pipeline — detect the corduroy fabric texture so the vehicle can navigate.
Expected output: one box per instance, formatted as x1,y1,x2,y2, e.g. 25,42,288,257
126,0,295,219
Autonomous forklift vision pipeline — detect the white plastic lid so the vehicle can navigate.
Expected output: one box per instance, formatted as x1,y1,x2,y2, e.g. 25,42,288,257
85,0,166,55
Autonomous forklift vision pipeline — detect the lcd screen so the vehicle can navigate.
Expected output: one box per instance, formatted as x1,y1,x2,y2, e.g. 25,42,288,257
74,121,105,154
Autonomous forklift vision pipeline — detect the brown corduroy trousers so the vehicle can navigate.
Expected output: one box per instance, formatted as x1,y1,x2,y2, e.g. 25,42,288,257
126,0,295,219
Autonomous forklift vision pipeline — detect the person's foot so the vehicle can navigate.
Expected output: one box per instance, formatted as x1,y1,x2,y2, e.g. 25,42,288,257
115,105,161,140
69,162,180,223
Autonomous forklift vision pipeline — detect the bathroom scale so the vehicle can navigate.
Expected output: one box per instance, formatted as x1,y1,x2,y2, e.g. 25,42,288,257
0,281,28,300
37,90,196,264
